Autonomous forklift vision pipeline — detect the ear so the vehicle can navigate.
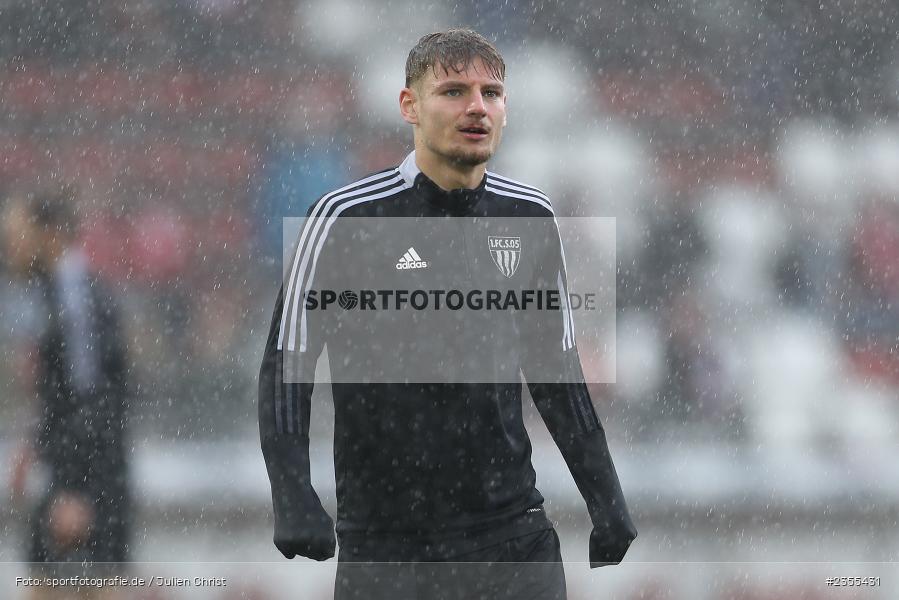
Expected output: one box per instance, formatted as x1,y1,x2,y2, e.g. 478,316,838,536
399,87,419,125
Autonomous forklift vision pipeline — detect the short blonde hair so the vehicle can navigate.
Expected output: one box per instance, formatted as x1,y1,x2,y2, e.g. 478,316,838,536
405,28,505,88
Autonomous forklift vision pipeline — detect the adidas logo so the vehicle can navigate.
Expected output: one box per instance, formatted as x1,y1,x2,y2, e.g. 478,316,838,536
396,247,429,270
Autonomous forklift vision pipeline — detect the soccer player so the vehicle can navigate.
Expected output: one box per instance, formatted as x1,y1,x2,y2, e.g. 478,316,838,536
259,29,636,600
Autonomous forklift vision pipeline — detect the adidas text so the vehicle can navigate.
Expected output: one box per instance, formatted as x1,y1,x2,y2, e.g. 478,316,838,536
396,260,428,270
396,247,428,270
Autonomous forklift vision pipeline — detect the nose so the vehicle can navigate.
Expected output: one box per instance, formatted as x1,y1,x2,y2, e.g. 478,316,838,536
466,91,487,116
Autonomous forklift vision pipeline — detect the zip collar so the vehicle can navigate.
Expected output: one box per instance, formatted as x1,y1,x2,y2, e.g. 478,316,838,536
399,151,487,215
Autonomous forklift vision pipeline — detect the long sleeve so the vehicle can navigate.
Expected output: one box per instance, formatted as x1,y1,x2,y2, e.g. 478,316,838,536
258,215,336,560
521,216,637,567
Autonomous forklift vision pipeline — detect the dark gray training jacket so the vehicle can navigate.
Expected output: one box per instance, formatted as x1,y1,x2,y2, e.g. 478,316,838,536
259,151,636,564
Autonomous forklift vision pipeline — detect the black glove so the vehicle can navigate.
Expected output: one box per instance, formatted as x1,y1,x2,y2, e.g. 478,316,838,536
272,497,335,560
588,516,637,567
564,429,637,568
263,435,336,561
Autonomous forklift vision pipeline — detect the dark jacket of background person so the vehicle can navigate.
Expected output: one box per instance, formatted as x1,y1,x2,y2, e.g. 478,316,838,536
27,252,132,563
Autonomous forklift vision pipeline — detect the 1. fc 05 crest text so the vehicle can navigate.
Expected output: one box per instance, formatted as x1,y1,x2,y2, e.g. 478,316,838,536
488,236,521,278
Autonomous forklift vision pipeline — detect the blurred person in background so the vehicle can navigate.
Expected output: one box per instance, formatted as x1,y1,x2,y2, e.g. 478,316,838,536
3,186,131,599
259,28,636,600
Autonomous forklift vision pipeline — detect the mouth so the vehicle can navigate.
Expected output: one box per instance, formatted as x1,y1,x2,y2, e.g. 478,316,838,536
458,125,489,140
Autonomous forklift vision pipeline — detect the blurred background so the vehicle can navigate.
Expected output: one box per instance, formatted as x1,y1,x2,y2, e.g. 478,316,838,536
1,0,898,598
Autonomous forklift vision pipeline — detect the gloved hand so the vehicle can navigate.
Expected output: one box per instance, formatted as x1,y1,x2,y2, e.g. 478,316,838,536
273,500,335,560
588,516,637,567
262,435,336,560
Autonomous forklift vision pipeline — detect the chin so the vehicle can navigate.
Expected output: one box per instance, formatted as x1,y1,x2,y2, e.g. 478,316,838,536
448,148,493,167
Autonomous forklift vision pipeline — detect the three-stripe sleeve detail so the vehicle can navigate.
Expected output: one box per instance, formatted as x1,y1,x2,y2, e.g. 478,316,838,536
486,173,577,351
279,168,396,350
485,174,553,214
486,172,550,198
274,355,283,434
554,220,577,351
279,169,409,353
571,384,600,434
557,270,576,351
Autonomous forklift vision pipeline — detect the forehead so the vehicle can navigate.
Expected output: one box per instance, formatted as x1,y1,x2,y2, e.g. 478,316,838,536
421,57,504,88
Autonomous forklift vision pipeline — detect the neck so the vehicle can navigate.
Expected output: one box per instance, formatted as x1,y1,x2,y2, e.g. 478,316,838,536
414,144,486,191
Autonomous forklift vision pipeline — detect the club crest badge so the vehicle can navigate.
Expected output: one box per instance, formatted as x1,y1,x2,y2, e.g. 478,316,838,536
488,236,521,278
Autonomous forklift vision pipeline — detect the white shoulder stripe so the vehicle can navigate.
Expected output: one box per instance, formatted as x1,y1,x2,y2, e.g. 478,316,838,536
485,185,554,214
557,270,576,351
281,172,403,351
487,178,552,206
292,180,411,352
486,172,550,199
278,171,402,350
280,170,400,349
312,168,398,215
486,176,549,199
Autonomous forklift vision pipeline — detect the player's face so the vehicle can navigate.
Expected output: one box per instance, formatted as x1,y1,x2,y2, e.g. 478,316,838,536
412,58,506,168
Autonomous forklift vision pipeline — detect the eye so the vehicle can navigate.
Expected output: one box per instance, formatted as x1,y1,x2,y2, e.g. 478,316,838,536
484,89,501,99
444,89,462,97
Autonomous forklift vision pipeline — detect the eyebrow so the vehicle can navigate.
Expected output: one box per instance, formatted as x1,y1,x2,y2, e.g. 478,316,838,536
433,80,505,91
